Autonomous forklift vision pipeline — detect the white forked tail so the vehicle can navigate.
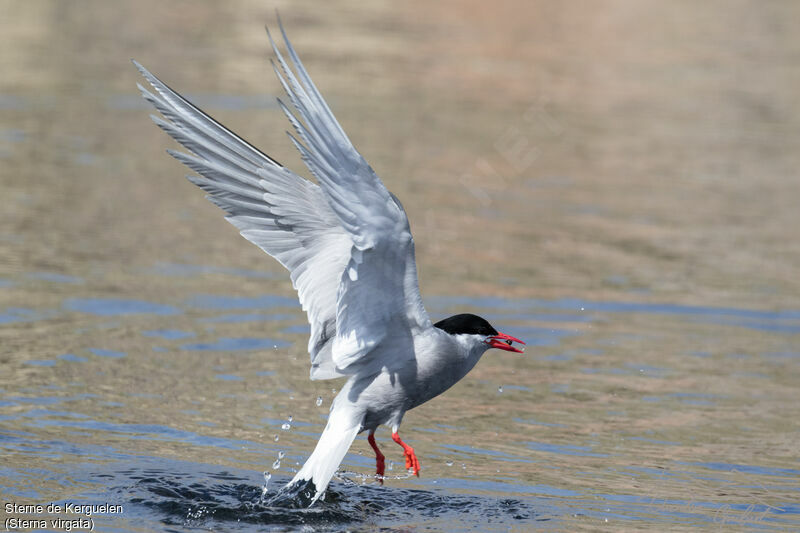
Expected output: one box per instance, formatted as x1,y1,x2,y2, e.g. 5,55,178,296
287,407,361,504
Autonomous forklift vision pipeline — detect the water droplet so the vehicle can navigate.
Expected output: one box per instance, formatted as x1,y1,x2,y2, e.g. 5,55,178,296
316,396,323,407
278,451,285,459
261,471,271,498
445,460,454,467
273,459,281,469
273,434,279,442
281,423,291,430
288,415,293,422
388,461,394,471
498,385,504,393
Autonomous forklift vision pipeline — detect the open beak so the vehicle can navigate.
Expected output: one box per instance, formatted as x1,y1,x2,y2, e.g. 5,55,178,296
486,331,526,353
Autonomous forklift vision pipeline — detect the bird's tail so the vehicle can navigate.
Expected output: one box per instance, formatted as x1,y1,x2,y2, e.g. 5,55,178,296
285,408,361,505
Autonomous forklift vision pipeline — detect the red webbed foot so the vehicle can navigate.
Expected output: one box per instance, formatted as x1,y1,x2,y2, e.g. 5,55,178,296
392,431,420,476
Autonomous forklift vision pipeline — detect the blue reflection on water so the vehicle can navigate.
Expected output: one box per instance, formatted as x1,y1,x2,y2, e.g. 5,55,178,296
88,348,127,358
514,418,568,428
201,313,297,323
186,294,298,310
0,307,41,324
58,354,87,363
64,298,179,316
526,441,609,458
181,337,291,351
25,360,56,367
438,443,534,463
28,272,83,284
142,329,195,340
215,374,244,381
687,461,800,478
282,324,310,334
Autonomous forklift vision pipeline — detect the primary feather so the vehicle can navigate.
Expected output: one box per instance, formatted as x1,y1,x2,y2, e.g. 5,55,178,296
133,20,429,382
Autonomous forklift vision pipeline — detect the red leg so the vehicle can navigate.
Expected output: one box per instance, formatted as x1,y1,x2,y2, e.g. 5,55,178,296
391,431,420,476
368,431,385,483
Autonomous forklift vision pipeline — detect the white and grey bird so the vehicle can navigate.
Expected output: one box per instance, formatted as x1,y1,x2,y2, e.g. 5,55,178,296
134,20,525,505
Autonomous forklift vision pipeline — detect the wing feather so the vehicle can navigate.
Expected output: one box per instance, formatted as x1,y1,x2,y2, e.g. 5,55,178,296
266,20,431,368
135,18,431,378
135,60,351,379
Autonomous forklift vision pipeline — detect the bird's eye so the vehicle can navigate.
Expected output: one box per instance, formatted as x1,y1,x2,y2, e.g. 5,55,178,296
506,339,513,346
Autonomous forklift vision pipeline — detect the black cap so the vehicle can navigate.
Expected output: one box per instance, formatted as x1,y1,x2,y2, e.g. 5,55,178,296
434,313,497,336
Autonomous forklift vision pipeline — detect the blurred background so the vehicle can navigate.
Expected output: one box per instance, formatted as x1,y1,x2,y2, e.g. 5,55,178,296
3,0,799,305
1,1,799,531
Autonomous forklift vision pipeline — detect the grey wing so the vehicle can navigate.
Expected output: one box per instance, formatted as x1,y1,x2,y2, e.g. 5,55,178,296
134,60,351,380
268,21,431,372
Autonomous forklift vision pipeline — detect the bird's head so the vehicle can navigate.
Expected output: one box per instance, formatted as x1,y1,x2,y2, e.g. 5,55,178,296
434,313,525,354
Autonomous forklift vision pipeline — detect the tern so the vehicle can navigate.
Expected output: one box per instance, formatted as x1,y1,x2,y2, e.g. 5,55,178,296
134,19,525,505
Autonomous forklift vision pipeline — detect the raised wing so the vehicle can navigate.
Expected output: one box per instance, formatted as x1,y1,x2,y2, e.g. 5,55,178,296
134,60,352,379
135,19,430,377
267,21,431,369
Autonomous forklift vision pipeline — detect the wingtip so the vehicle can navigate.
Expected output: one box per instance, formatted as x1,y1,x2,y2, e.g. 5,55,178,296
132,60,160,89
276,12,293,50
265,22,279,52
131,58,147,75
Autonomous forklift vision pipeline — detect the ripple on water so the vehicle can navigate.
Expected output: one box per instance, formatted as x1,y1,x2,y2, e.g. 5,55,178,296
186,294,298,310
200,312,297,323
149,262,280,279
5,289,800,530
526,441,609,458
88,348,127,359
141,329,196,340
24,360,57,367
64,298,179,316
0,307,50,324
114,465,538,532
57,353,87,363
215,374,244,381
180,337,291,351
27,272,83,284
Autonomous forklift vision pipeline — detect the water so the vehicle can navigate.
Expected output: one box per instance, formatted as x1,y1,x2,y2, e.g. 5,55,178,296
2,1,799,531
2,286,798,530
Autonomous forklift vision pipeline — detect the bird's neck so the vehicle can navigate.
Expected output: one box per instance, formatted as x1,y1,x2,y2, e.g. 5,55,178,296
427,330,488,383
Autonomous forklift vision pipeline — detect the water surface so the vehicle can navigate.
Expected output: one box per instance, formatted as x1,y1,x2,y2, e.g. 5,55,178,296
2,1,799,531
